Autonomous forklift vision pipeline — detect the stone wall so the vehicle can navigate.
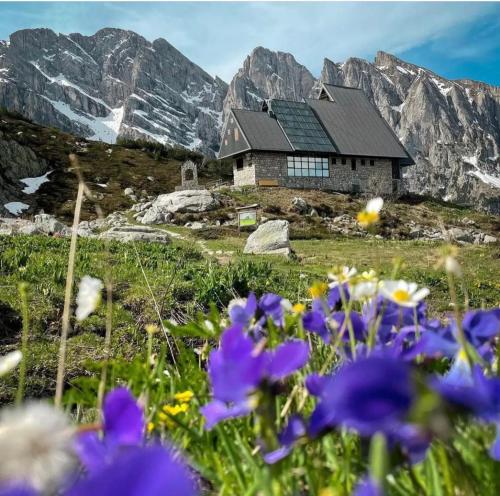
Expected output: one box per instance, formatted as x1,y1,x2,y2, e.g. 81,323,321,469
243,152,396,194
233,154,256,186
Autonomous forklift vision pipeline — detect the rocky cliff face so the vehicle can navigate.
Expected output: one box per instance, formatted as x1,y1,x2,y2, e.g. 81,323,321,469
0,28,227,156
223,47,316,116
225,50,500,212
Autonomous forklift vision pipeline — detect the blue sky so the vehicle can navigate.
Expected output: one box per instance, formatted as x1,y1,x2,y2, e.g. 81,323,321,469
0,2,499,85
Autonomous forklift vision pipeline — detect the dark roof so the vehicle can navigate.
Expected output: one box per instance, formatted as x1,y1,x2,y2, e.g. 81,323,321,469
310,84,411,161
219,84,413,164
232,109,292,152
268,100,335,153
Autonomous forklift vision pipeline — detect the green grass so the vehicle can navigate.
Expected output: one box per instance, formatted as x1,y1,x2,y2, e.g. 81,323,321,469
0,234,306,403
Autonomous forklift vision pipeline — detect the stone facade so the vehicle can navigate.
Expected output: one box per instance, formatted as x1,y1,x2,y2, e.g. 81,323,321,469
233,154,256,186
232,152,398,194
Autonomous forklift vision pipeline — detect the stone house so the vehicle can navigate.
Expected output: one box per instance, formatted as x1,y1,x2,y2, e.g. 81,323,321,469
218,84,414,194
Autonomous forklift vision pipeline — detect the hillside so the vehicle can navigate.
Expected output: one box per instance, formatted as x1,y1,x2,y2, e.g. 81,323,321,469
0,109,229,221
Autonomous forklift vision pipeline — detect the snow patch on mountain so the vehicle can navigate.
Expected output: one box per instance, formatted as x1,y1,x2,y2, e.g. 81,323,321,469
20,170,52,194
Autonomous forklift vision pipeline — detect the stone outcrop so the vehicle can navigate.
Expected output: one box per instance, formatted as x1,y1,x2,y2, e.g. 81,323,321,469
99,225,170,244
0,129,48,212
243,220,291,256
137,190,220,224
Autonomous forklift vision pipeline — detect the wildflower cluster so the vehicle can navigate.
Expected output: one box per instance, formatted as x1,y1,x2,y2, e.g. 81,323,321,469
200,268,500,493
0,388,198,495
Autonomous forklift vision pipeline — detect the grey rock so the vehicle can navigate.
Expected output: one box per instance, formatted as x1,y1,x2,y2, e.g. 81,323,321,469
448,227,474,243
152,190,219,214
291,197,309,214
33,213,68,235
18,223,43,235
140,205,172,225
99,225,170,244
244,220,291,256
189,221,206,230
124,188,134,196
483,235,497,244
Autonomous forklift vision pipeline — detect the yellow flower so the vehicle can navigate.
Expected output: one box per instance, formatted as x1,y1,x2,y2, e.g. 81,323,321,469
357,197,384,228
292,303,306,314
145,324,159,335
309,282,328,299
174,390,194,403
147,421,155,433
163,403,188,416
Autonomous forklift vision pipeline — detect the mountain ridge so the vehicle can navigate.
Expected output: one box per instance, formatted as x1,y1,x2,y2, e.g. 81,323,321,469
1,27,499,212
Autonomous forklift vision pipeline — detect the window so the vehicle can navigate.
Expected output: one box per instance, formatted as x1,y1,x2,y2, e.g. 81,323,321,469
341,158,347,165
331,158,337,165
351,159,357,171
287,156,329,177
370,159,375,166
236,158,244,170
234,127,239,141
361,159,365,166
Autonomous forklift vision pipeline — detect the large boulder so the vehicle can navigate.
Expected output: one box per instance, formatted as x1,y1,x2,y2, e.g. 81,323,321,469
153,190,219,214
33,214,68,235
140,206,172,225
99,226,171,244
244,220,291,257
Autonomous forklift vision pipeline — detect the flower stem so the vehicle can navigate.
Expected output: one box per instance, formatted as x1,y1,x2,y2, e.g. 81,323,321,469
15,282,30,405
55,162,84,408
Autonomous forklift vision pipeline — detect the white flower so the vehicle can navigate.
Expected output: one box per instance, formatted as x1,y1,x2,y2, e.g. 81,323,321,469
0,402,76,491
0,350,22,377
445,256,462,277
75,276,103,321
328,266,357,288
380,280,430,307
351,281,378,301
357,197,384,227
366,197,384,214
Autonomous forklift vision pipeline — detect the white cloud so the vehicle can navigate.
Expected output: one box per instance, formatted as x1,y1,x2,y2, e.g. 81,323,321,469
0,2,498,83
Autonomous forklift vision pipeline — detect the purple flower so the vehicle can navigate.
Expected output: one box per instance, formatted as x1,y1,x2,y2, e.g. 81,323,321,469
303,310,330,343
74,387,144,473
258,293,284,326
263,415,306,464
229,293,257,328
201,326,309,429
414,309,500,364
432,364,500,460
363,297,426,343
463,309,500,348
67,446,197,496
0,486,38,496
207,324,268,404
353,477,383,496
309,356,414,437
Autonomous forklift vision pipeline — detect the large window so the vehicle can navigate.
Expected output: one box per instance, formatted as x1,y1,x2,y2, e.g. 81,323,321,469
287,156,329,177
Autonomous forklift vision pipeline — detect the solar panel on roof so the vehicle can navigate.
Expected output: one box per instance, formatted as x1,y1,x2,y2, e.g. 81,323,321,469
270,100,335,153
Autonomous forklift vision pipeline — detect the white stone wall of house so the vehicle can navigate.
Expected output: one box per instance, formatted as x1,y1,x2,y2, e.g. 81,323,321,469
233,154,256,186
247,152,395,195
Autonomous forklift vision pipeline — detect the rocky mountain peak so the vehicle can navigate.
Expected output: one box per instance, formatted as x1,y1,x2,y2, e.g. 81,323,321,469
223,46,315,115
0,27,227,156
